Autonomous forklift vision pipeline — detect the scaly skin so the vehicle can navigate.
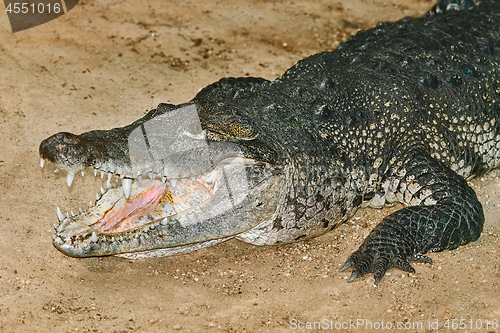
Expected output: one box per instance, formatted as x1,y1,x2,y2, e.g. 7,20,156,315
40,0,500,285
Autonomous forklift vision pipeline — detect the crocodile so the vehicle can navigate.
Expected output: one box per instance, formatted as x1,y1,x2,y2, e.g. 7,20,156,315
39,0,500,285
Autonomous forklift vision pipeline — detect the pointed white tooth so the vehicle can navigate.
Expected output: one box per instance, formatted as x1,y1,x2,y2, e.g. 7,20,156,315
66,213,69,218
71,211,76,217
101,187,105,195
107,179,113,189
67,173,75,186
96,193,100,201
162,176,167,183
108,172,112,181
94,168,97,176
91,232,98,243
197,174,202,179
79,208,84,214
181,177,187,183
122,178,132,198
54,168,60,173
53,224,58,231
40,158,45,168
148,172,156,179
120,173,124,179
190,176,196,181
169,178,177,187
100,171,104,178
81,170,85,176
137,175,142,182
56,207,65,222
89,201,93,209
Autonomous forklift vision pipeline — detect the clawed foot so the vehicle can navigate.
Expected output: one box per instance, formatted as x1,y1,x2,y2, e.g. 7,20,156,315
340,247,432,286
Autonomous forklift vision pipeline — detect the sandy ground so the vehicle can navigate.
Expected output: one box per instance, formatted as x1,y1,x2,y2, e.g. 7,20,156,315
1,0,499,332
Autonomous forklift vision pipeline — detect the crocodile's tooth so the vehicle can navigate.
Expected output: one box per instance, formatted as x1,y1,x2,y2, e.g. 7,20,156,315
101,187,106,195
96,193,100,201
54,236,64,245
67,172,75,186
53,224,58,231
55,168,60,173
89,201,93,209
181,177,187,183
137,175,142,182
148,172,156,179
40,158,45,168
100,171,104,178
108,172,112,181
120,173,124,179
71,211,76,217
56,207,65,222
162,176,167,183
66,213,69,218
93,168,97,176
197,174,202,179
91,232,98,243
122,178,132,198
79,208,84,214
190,176,196,181
107,179,113,189
81,170,85,177
169,178,178,187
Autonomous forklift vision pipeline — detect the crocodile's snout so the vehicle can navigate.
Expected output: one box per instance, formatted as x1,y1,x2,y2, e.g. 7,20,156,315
39,132,93,174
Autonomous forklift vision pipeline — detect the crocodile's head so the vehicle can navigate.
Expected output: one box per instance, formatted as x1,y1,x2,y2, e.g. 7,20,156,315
40,78,286,258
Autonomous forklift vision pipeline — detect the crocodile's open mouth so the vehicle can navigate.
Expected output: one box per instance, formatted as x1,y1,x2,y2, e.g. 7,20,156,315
42,156,284,258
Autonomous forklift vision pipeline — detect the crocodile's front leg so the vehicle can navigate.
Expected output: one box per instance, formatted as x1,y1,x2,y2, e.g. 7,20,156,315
341,148,484,286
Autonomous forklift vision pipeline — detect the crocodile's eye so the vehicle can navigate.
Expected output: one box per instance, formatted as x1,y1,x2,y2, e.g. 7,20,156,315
189,123,203,135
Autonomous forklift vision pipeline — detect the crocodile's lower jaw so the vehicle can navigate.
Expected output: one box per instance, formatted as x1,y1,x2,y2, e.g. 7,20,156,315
50,157,284,257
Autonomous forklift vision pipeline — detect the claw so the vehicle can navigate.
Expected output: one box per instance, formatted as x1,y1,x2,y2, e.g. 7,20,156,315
347,271,358,282
340,259,353,271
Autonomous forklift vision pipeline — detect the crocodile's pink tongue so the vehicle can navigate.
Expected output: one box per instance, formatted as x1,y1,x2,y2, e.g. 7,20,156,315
91,174,217,233
92,180,168,232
